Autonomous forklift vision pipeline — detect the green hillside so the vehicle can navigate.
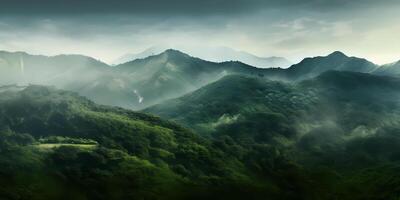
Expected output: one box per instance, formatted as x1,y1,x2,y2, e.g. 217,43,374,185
146,71,400,199
2,70,400,199
0,85,318,200
146,71,400,136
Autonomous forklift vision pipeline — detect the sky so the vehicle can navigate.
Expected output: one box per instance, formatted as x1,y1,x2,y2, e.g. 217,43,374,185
0,0,399,64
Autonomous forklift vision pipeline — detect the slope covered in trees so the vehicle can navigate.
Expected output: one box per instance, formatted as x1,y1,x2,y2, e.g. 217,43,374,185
2,54,400,199
146,71,400,199
0,85,317,199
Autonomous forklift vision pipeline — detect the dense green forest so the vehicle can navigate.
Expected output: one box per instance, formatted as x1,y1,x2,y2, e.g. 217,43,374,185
1,70,400,199
0,85,304,199
146,71,400,199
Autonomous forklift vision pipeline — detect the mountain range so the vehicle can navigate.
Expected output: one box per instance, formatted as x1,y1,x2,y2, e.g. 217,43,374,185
2,48,400,199
0,49,398,111
112,46,292,68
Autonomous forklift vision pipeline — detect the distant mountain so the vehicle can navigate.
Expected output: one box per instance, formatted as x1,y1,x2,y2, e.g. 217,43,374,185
113,46,292,68
0,49,272,110
0,51,110,87
0,49,389,110
183,46,292,68
115,49,385,109
110,49,270,109
112,46,166,65
284,51,378,81
373,60,400,76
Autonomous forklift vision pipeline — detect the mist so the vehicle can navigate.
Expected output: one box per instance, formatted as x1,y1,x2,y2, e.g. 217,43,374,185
0,49,238,110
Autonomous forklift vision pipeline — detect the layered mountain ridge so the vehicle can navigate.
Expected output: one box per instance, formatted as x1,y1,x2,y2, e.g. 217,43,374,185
112,46,292,68
0,49,397,110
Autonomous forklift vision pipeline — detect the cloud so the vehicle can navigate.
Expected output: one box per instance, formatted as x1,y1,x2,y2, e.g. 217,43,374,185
0,0,399,64
1,0,398,17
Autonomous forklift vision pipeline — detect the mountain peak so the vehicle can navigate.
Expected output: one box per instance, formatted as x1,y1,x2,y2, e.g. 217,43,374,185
394,60,400,65
163,49,187,56
158,49,193,62
328,51,348,58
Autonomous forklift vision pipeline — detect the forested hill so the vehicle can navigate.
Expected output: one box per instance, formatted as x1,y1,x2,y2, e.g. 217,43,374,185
0,85,312,199
145,71,400,199
2,72,400,199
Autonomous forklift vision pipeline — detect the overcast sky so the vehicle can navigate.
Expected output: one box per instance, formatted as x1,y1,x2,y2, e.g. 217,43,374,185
0,0,399,64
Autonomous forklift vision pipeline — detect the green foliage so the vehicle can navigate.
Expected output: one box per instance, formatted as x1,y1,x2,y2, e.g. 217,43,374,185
3,71,400,199
0,85,285,199
146,71,400,199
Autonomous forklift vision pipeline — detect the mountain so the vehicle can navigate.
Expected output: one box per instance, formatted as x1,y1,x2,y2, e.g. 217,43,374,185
283,51,379,81
0,49,387,111
113,46,292,68
0,85,200,154
145,71,400,161
373,60,400,76
0,85,261,199
0,50,272,110
3,70,400,199
0,85,345,200
182,46,292,68
144,75,304,137
146,70,400,136
110,49,271,109
0,50,110,87
145,71,400,198
112,46,165,65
